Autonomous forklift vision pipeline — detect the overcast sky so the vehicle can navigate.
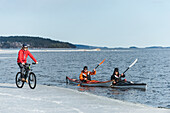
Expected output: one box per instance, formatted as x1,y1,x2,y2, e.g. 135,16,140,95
0,0,170,47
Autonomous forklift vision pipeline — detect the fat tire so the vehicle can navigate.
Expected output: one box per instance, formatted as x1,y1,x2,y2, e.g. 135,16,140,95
28,72,36,89
15,72,24,88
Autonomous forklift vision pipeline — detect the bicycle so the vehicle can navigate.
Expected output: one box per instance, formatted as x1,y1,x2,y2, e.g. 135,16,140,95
15,63,37,89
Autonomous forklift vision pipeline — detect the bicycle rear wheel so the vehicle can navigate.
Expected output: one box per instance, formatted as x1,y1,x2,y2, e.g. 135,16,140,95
28,72,36,89
15,72,24,88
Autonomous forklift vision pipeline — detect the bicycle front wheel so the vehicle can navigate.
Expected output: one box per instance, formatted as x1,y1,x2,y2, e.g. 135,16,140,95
15,72,24,88
28,72,36,89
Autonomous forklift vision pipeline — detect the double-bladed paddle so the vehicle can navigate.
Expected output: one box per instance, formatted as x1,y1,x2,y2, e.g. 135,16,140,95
79,59,106,83
87,59,105,80
123,58,138,74
94,59,105,70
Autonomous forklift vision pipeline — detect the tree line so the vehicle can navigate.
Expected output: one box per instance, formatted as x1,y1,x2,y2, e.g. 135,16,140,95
0,36,76,48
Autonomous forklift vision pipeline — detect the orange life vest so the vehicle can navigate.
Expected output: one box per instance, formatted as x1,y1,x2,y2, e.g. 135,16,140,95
79,70,96,81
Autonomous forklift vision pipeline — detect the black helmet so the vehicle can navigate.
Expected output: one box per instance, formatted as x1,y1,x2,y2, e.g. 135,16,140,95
114,68,119,72
83,66,88,70
22,44,29,48
113,68,119,75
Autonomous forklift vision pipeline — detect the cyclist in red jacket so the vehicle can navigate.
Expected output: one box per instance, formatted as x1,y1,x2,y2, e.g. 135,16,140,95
17,44,38,82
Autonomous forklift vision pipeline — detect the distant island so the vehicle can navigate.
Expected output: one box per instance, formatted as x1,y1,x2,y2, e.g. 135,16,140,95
0,36,169,49
0,36,76,48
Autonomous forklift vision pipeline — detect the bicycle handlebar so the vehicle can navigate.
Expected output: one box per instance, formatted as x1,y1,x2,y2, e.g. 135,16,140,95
22,63,37,67
25,63,36,66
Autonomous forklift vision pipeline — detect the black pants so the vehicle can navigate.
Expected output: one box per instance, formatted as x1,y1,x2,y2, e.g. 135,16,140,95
18,63,29,79
87,75,91,81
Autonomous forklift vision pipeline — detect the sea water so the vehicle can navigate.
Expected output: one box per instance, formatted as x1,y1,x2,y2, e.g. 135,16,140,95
0,48,170,108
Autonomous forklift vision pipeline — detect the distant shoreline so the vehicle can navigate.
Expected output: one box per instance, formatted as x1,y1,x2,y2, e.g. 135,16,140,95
0,36,170,49
0,48,170,54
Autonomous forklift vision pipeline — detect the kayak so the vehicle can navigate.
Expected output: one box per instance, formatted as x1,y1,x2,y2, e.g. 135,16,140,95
111,81,147,89
81,80,113,87
66,76,81,85
66,76,112,87
66,76,147,89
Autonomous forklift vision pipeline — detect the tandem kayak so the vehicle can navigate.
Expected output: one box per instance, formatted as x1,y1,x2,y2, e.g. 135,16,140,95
66,76,112,87
111,81,147,89
66,76,147,89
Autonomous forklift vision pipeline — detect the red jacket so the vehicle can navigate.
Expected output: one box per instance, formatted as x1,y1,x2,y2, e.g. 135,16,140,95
17,49,37,63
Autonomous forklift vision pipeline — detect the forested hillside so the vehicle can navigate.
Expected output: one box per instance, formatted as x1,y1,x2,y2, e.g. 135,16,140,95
0,36,76,48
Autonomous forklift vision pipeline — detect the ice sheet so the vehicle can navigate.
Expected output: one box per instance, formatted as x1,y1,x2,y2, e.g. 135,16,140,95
0,49,101,54
0,83,169,113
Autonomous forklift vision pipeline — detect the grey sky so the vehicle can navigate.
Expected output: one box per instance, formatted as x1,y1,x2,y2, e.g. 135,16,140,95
0,0,170,47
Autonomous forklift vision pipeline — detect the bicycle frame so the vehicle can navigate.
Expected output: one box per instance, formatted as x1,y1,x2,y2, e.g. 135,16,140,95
23,63,35,78
16,62,37,89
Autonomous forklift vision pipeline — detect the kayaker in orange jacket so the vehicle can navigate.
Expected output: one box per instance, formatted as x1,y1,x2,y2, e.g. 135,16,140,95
79,66,96,82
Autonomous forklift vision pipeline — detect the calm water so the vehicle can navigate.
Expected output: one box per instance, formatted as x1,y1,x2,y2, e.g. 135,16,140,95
0,49,170,108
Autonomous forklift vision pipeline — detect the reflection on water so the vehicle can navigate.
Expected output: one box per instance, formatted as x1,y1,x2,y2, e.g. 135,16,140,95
0,49,170,108
78,87,96,92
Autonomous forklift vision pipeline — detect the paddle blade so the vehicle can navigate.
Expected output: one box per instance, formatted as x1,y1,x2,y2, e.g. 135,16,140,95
129,58,138,68
99,59,105,65
94,59,106,70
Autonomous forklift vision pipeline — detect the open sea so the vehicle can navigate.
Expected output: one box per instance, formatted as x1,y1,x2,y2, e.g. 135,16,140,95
0,48,170,108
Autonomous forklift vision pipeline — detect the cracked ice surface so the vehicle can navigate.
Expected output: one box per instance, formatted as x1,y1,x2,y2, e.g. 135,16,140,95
0,83,169,113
